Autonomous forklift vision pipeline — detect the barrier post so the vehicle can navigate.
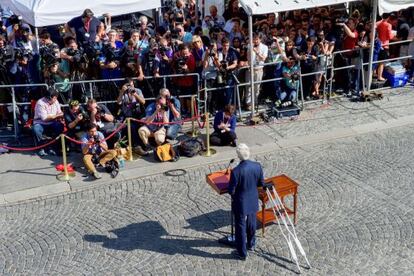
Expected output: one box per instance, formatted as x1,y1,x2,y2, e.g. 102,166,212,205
187,95,197,137
11,87,18,140
126,118,137,161
57,134,74,181
201,112,216,157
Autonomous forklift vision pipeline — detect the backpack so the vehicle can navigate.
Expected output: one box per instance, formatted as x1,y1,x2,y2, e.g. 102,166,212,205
105,158,120,178
179,137,206,157
154,143,179,162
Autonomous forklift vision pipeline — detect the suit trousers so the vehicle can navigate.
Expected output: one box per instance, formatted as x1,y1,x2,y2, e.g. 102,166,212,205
234,212,257,258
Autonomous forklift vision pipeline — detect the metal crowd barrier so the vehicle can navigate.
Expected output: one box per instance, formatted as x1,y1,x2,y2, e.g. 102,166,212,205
0,83,49,140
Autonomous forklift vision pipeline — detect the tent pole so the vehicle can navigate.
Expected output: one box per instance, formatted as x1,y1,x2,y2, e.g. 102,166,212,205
248,13,254,117
35,27,40,53
367,0,378,91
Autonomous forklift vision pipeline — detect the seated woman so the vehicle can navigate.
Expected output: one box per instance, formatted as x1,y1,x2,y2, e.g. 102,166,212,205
210,104,237,147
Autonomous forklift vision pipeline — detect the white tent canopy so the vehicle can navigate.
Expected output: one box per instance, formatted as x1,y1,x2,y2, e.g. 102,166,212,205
379,0,414,14
239,0,359,15
2,0,161,27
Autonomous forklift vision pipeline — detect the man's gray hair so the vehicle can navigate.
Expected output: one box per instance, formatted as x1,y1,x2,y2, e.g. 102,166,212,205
159,88,170,96
236,143,250,161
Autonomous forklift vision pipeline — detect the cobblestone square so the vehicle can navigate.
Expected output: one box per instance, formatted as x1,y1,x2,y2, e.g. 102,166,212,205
1,121,413,275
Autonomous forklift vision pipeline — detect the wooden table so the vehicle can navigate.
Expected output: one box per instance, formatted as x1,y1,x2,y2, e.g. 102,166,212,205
256,174,299,236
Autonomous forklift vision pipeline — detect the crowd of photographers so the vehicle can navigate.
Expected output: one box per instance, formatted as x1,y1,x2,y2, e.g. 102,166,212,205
1,2,414,177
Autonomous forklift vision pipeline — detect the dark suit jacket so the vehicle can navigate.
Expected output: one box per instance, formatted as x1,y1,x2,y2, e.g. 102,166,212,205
228,160,264,216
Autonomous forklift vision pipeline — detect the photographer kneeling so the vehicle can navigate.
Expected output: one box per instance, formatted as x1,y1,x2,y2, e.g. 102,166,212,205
138,96,169,154
145,88,181,140
210,104,237,147
64,100,89,150
279,59,300,107
81,123,117,180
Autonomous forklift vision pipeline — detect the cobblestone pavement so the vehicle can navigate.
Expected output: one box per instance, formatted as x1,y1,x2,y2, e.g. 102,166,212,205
1,122,414,275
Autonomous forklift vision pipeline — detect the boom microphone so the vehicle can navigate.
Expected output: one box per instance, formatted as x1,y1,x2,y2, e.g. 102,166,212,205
225,158,235,174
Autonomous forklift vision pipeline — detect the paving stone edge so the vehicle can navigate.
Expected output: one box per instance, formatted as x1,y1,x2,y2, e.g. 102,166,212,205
1,115,414,205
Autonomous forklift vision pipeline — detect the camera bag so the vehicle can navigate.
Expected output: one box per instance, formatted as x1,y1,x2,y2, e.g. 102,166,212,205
179,137,205,157
154,143,179,162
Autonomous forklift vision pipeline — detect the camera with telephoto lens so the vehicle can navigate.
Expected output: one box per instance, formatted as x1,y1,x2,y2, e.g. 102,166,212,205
176,56,188,73
291,72,300,81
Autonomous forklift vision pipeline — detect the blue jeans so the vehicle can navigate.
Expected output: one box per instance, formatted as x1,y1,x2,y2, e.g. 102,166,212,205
33,121,64,150
166,123,181,140
277,88,297,102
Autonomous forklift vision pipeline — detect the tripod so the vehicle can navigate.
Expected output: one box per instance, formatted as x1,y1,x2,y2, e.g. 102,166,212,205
264,184,311,274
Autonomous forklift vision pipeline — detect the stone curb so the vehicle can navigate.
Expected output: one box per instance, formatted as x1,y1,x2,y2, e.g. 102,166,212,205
1,116,414,205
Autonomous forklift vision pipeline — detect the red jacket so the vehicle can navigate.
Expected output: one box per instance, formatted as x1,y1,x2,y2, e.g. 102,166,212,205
173,53,196,87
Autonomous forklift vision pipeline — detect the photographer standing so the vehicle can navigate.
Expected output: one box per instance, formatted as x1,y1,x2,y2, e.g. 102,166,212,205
6,15,32,47
117,78,146,120
99,29,124,79
173,44,196,115
246,33,268,111
218,37,238,107
337,18,360,97
65,9,103,46
81,123,117,180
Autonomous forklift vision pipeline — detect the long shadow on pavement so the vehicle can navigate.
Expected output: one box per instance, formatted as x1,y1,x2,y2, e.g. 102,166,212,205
84,221,234,259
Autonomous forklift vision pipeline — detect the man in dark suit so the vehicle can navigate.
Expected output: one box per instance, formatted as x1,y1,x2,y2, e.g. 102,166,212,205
228,143,264,260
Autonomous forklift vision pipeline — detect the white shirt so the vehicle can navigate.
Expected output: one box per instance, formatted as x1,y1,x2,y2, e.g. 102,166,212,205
250,43,268,68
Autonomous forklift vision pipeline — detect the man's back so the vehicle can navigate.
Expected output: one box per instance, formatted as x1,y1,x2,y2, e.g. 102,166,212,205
229,160,264,215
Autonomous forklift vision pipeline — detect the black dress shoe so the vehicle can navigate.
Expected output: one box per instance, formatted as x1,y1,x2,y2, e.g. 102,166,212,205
231,250,246,261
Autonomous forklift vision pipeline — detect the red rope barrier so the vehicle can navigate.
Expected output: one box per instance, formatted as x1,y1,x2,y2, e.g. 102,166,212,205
0,136,60,151
64,122,127,145
193,98,206,129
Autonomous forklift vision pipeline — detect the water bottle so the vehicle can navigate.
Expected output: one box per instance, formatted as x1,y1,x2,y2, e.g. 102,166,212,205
118,156,125,168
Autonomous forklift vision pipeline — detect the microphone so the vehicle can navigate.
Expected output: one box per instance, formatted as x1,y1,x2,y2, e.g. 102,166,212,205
225,158,235,174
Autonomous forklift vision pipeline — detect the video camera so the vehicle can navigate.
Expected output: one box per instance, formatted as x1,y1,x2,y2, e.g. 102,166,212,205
0,46,15,66
102,43,117,63
14,48,33,61
40,44,60,65
66,47,85,64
